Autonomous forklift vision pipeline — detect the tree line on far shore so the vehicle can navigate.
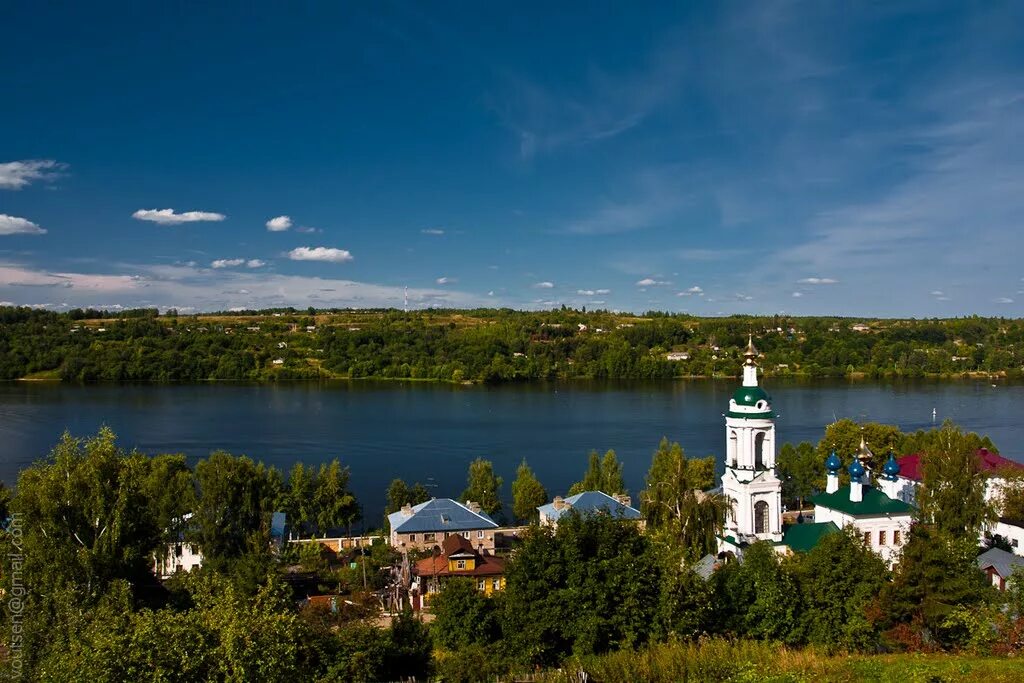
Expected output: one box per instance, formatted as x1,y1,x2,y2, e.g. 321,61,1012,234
2,305,1023,382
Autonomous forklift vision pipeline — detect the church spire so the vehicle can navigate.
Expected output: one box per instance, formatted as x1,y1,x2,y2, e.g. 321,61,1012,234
742,334,758,387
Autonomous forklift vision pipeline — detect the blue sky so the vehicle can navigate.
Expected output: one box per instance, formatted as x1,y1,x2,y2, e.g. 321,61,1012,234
2,1,1023,315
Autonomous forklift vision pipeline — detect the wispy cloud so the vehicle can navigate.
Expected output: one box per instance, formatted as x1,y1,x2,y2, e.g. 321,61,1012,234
246,259,266,269
533,281,554,289
798,277,838,285
676,286,704,296
133,208,226,225
287,246,353,263
421,228,445,235
211,259,245,269
0,159,65,190
636,277,671,287
266,215,292,231
436,276,456,285
0,214,47,235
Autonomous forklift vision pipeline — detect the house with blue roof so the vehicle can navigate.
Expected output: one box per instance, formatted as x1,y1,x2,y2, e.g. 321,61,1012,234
388,498,500,553
537,491,643,529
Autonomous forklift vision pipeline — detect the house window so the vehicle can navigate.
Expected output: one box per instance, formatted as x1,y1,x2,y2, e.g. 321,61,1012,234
477,580,485,591
1014,539,1019,548
863,531,871,545
456,560,466,570
409,534,417,542
492,578,501,591
878,530,887,546
423,533,435,542
754,500,769,534
477,530,485,539
463,531,470,539
754,432,766,469
893,529,901,545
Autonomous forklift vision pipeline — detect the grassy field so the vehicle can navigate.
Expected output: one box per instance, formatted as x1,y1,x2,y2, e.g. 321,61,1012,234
534,640,1024,682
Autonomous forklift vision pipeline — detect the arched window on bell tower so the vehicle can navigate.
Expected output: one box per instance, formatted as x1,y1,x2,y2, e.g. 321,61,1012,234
754,432,765,469
729,430,738,468
754,500,769,534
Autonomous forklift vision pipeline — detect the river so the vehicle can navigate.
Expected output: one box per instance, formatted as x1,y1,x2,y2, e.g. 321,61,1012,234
0,379,1019,522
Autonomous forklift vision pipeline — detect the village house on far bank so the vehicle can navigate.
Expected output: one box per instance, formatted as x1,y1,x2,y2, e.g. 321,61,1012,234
388,498,500,553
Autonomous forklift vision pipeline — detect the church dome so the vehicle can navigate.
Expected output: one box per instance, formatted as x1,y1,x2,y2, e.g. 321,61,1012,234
732,386,771,407
883,452,901,478
825,451,842,473
848,457,865,480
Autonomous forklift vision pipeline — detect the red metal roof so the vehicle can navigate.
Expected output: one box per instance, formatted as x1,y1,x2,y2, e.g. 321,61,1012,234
897,448,1023,482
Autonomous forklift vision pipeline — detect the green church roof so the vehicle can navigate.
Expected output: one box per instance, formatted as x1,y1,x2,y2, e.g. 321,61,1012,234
782,521,840,553
732,386,771,406
811,486,915,517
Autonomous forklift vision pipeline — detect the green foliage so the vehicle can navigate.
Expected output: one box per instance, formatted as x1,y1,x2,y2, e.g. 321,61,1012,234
879,524,994,649
430,578,501,649
777,441,821,509
511,459,548,524
313,459,361,535
191,451,282,569
815,419,903,468
568,449,626,495
711,542,801,643
384,478,431,530
795,527,888,650
501,512,663,666
460,457,504,516
916,422,995,540
641,437,724,559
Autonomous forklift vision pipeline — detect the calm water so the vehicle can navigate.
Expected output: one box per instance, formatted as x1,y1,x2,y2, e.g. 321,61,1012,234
0,380,1020,522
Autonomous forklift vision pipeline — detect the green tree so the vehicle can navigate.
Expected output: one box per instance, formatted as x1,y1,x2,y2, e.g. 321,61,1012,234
879,524,993,649
568,449,626,495
143,453,195,544
916,422,995,540
460,458,503,516
284,462,317,536
384,478,430,530
501,512,662,666
777,442,822,510
314,459,360,536
430,578,500,649
795,527,887,650
511,459,548,524
711,542,801,643
192,451,281,568
816,419,902,468
640,438,725,559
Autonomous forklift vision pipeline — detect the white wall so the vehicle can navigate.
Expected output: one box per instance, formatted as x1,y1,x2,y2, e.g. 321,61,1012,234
812,507,912,566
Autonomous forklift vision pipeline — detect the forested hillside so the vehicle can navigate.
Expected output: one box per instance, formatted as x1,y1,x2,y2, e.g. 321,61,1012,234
0,306,1021,382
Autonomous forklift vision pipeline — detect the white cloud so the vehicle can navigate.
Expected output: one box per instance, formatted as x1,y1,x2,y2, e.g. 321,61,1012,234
487,290,494,296
636,277,670,287
930,290,945,296
534,281,554,289
797,277,839,285
734,293,753,301
0,159,65,190
421,228,445,235
676,286,704,296
0,214,47,235
792,291,803,298
246,259,266,268
595,288,611,295
287,247,353,263
436,276,456,285
995,297,1014,304
133,208,226,225
266,215,292,231
577,289,596,296
211,259,245,269
296,225,321,234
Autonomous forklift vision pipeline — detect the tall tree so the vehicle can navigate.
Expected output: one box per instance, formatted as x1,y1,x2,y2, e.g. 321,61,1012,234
430,578,500,650
796,527,887,650
568,449,626,495
143,453,196,545
916,422,995,540
461,458,503,516
640,437,725,559
285,462,317,536
711,541,801,643
314,459,360,536
815,419,902,467
511,459,547,524
192,451,281,568
384,479,431,530
777,442,822,510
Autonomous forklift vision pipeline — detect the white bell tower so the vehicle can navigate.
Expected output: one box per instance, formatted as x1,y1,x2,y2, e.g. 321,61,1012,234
720,336,783,545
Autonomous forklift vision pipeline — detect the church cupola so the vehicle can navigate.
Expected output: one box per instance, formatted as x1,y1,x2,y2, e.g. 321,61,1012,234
849,456,865,503
882,451,901,480
825,450,841,494
877,451,903,501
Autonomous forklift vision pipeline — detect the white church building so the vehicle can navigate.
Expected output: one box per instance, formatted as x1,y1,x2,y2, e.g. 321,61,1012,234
717,339,914,564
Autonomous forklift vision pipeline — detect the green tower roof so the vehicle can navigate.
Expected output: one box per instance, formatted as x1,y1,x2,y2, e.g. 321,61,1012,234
732,386,771,406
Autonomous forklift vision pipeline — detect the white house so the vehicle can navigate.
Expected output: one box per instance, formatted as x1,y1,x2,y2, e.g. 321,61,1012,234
153,541,204,579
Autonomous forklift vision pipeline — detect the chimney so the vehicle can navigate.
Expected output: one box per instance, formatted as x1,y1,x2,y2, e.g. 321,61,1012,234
552,496,564,511
401,503,413,516
466,501,482,514
613,493,632,508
